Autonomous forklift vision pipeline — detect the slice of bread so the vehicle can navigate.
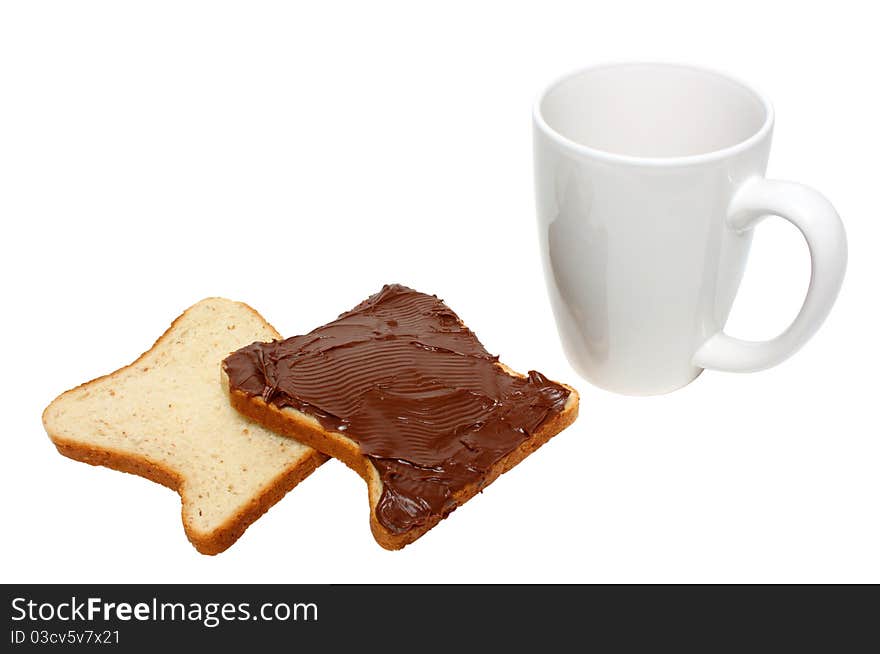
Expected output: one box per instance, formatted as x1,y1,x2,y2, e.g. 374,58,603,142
42,298,327,555
222,284,579,549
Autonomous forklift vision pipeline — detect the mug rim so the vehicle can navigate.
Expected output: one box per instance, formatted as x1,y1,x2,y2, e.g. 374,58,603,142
533,61,775,167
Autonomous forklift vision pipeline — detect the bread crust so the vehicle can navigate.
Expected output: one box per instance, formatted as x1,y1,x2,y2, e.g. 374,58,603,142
225,368,579,550
42,298,328,555
49,436,326,555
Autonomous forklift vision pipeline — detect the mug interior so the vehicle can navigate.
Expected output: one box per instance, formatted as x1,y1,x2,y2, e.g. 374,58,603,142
538,63,770,159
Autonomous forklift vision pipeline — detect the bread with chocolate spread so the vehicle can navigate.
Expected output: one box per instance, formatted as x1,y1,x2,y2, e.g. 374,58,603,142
223,284,578,549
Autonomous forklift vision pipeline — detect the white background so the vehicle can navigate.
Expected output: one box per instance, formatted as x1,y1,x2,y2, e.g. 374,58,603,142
1,0,877,584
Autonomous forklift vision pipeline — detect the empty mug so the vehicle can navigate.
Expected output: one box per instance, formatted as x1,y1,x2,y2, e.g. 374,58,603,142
533,62,847,395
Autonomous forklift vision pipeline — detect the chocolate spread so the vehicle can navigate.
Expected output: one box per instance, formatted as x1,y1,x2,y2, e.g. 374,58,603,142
223,284,572,534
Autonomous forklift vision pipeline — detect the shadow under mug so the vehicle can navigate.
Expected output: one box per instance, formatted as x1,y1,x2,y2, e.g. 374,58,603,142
533,62,847,395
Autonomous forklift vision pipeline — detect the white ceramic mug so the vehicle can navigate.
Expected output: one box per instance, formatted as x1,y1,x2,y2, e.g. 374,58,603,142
533,62,847,395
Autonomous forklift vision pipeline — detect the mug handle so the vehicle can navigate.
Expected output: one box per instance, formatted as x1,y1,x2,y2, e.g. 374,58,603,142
693,177,847,372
